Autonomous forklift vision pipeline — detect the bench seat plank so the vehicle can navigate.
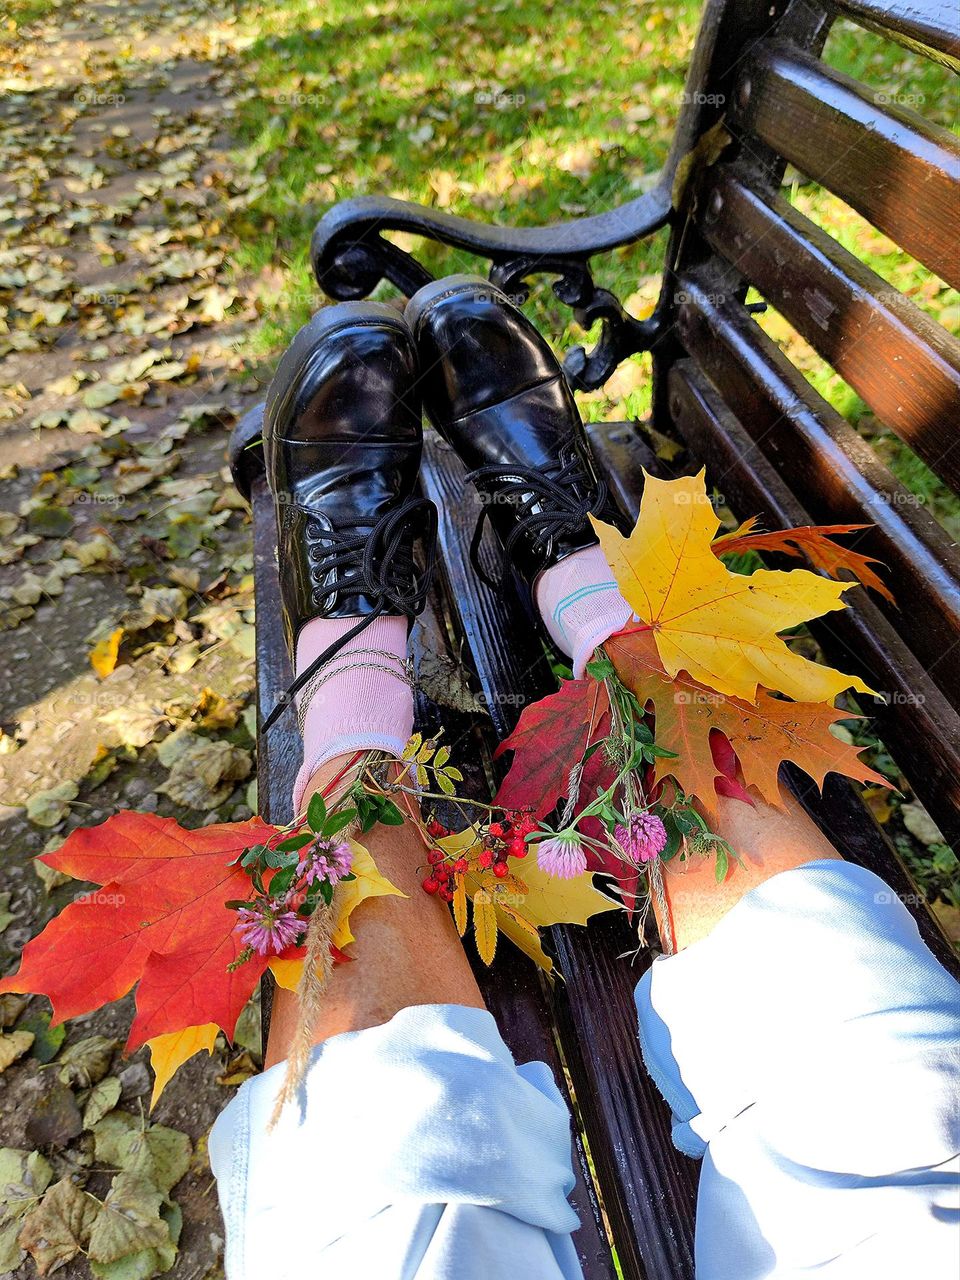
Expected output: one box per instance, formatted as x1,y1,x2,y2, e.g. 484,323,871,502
697,169,960,489
666,360,960,851
734,42,960,285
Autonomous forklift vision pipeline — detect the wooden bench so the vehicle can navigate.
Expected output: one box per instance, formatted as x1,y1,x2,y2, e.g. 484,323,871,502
231,2,960,1276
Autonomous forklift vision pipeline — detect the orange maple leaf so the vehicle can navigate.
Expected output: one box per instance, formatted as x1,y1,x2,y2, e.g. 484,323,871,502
712,518,894,604
606,631,890,816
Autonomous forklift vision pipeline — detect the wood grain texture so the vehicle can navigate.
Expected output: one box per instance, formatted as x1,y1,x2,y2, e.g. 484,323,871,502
674,273,960,697
734,42,960,286
697,169,960,488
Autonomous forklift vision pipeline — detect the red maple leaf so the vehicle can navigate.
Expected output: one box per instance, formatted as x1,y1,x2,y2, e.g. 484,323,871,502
0,812,276,1049
494,678,610,818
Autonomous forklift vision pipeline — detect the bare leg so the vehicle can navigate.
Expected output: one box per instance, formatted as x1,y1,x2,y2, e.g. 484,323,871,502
264,755,485,1068
657,787,842,951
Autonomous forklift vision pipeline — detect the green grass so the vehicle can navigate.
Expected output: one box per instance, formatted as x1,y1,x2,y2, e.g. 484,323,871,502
229,5,957,496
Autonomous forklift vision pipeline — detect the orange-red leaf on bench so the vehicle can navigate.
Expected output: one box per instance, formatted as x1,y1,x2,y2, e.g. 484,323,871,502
494,678,610,818
712,518,894,604
606,630,889,816
0,813,273,1048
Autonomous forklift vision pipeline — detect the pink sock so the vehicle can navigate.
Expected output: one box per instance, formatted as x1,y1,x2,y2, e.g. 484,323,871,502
535,544,633,676
290,615,412,816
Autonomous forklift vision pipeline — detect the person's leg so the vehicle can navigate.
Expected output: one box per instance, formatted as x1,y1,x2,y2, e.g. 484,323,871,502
535,544,844,949
264,753,484,1069
212,740,582,1280
214,306,584,1279
537,550,960,1279
406,274,959,1279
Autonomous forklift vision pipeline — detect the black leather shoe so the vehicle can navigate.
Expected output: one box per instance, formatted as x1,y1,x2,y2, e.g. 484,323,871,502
262,302,436,730
407,274,622,587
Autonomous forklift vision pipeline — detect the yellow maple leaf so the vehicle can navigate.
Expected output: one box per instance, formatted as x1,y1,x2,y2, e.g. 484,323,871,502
473,891,498,965
146,1023,218,1107
89,627,123,679
333,839,406,948
592,470,874,704
437,828,618,972
268,956,303,992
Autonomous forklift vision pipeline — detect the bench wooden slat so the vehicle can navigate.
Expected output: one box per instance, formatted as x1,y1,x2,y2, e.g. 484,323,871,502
418,429,700,1280
733,42,960,287
831,0,960,61
697,169,960,489
675,273,960,694
666,359,960,850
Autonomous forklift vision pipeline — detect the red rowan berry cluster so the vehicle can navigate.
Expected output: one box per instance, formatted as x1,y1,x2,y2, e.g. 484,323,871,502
420,810,537,898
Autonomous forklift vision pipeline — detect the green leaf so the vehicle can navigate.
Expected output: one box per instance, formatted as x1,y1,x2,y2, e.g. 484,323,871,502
18,1012,66,1064
585,656,615,680
356,795,377,833
57,1036,116,1089
376,799,405,826
18,1177,100,1275
715,848,729,883
268,866,297,899
274,833,313,853
88,1174,168,1264
658,812,682,862
321,808,356,837
306,792,327,833
83,1078,122,1130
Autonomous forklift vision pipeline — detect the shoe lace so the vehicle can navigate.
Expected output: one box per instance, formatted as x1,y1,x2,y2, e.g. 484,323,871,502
263,495,437,731
466,455,611,589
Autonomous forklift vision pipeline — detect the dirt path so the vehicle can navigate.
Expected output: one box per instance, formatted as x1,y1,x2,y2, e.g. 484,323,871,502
0,3,269,1275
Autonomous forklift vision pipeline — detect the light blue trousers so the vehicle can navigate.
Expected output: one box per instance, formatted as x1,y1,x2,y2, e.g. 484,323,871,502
209,862,960,1278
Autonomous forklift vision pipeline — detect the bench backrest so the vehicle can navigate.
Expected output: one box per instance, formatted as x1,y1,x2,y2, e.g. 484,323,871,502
655,0,960,848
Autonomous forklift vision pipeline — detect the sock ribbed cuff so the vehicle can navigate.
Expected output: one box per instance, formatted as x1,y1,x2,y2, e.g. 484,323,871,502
534,544,633,676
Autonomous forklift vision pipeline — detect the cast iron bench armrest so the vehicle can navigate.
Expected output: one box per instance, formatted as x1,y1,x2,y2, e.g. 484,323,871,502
309,188,673,391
